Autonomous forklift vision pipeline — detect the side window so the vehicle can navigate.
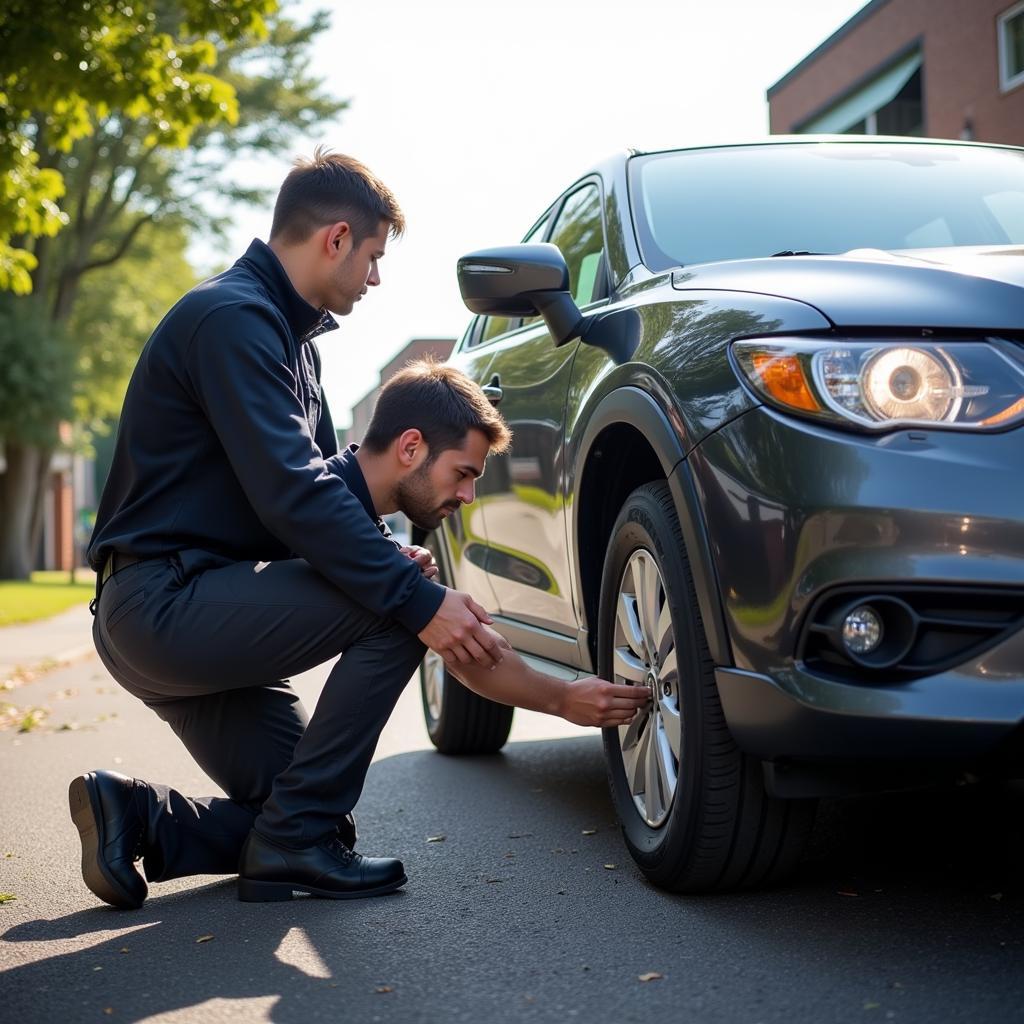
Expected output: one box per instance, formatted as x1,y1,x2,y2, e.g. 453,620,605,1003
549,184,605,307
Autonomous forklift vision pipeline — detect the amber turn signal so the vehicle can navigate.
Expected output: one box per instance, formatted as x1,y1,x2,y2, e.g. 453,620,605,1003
750,354,821,412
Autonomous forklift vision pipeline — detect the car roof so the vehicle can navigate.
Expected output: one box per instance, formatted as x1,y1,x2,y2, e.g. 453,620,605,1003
628,135,1024,158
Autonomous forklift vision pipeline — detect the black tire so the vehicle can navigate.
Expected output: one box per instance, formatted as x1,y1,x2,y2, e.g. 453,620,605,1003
418,532,514,755
598,482,815,892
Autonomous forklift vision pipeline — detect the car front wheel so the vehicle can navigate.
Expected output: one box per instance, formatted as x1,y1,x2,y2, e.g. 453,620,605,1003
598,481,814,892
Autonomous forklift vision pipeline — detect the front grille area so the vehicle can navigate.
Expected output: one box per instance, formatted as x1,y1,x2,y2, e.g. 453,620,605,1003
798,585,1024,683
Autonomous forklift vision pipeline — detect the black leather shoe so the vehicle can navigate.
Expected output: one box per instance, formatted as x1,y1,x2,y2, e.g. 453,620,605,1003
68,770,147,910
237,830,406,902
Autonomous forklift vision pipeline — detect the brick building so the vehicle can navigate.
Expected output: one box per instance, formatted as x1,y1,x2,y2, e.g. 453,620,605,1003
768,0,1024,145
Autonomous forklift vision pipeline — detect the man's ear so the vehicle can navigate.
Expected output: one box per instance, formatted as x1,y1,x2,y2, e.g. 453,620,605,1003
325,221,353,258
396,428,426,468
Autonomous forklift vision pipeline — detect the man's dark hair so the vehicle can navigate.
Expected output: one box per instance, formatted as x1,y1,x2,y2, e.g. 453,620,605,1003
270,146,405,245
362,358,512,459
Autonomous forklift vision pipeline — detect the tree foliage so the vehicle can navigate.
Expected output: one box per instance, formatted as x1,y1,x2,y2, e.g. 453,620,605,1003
0,0,278,291
0,0,346,577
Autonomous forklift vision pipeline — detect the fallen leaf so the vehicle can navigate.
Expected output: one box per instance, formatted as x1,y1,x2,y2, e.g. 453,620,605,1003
426,835,446,843
581,829,597,836
638,972,663,982
837,890,859,897
120,947,129,954
103,1010,113,1016
0,892,16,904
603,864,617,870
375,986,392,994
195,935,214,944
864,1001,880,1010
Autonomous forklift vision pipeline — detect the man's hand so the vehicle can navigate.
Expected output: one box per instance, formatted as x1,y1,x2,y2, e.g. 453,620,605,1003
418,588,503,669
560,677,651,728
399,544,439,580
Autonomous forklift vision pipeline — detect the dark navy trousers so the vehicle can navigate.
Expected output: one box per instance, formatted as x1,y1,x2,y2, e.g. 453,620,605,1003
91,553,426,882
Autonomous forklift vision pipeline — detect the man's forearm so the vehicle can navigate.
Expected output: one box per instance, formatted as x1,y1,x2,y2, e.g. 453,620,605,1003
447,640,566,717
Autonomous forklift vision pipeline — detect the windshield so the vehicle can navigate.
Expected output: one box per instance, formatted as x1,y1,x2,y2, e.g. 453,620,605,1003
630,142,1024,271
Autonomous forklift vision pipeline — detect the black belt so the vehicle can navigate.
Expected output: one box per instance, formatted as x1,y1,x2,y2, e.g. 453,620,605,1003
101,551,142,584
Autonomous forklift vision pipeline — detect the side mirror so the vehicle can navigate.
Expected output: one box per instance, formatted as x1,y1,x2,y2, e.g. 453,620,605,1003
457,243,584,346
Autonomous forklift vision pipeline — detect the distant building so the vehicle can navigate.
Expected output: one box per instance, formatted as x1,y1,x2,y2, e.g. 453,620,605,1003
0,427,95,573
341,337,456,449
768,0,1024,145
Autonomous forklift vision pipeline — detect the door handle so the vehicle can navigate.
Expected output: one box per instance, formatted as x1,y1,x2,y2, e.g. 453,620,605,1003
481,373,503,405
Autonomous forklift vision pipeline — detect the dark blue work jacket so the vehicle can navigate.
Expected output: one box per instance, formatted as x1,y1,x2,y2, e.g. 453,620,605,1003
87,239,444,634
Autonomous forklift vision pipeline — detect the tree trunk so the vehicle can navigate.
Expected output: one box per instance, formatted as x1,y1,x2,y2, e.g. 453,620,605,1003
0,441,48,580
28,444,51,569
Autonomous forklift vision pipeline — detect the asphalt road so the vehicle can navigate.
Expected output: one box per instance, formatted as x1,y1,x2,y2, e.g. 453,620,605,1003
1,651,1022,1023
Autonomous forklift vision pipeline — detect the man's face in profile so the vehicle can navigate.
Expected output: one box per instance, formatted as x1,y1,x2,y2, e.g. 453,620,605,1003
395,429,489,530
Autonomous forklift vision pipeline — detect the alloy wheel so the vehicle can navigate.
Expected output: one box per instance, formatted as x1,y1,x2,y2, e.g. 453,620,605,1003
612,548,681,827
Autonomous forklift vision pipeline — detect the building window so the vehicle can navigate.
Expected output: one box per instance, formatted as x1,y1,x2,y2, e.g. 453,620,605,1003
999,2,1024,92
797,50,923,136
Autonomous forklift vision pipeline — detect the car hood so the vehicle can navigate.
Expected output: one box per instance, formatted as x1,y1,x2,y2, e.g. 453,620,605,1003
670,245,1024,331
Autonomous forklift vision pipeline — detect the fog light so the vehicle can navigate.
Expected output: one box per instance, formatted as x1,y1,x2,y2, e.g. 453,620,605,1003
842,605,883,655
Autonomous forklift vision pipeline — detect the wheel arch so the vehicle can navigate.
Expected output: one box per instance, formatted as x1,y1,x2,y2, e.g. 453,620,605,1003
571,387,732,667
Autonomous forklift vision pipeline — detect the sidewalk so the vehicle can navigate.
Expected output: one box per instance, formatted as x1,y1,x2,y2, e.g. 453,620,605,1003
0,600,96,681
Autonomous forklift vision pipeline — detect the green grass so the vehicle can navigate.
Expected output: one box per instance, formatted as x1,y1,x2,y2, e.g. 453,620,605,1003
0,570,94,627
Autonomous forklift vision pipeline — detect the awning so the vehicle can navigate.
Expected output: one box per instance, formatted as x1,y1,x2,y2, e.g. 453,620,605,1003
800,50,922,134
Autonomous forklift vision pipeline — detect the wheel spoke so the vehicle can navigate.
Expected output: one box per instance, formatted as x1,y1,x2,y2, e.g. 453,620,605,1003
626,719,650,796
655,715,679,798
656,598,674,661
659,647,677,685
645,716,663,819
637,554,662,659
613,645,646,684
660,697,682,760
619,704,647,751
616,592,645,659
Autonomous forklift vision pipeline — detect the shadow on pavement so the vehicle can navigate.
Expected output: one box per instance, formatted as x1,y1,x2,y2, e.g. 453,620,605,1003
4,736,1023,1023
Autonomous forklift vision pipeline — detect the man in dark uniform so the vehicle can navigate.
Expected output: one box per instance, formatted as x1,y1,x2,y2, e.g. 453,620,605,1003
72,150,648,909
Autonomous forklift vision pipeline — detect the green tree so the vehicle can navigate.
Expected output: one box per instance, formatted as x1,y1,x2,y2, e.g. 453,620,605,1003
0,1,346,577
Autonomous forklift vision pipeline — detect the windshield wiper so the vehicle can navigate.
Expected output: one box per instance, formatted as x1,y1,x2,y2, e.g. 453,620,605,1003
769,249,825,257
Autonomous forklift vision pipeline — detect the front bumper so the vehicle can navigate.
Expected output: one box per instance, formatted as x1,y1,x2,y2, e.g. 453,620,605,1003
688,406,1024,761
716,618,1024,761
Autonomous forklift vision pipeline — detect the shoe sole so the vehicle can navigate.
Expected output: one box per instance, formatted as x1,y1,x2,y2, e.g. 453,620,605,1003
237,874,408,902
68,774,144,910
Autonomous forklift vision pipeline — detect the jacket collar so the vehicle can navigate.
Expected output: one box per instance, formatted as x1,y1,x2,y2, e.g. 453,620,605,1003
336,444,382,525
237,238,339,341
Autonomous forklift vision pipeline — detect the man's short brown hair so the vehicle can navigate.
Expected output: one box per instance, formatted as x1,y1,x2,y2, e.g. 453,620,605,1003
270,147,405,245
362,358,512,460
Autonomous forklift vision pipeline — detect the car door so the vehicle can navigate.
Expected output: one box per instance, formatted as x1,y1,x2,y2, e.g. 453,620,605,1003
437,317,504,612
473,181,609,658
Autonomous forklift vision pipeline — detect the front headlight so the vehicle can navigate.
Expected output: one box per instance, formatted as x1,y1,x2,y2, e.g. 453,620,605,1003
732,337,1024,431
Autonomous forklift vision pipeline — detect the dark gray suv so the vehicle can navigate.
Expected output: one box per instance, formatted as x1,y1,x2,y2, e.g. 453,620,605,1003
417,138,1024,892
